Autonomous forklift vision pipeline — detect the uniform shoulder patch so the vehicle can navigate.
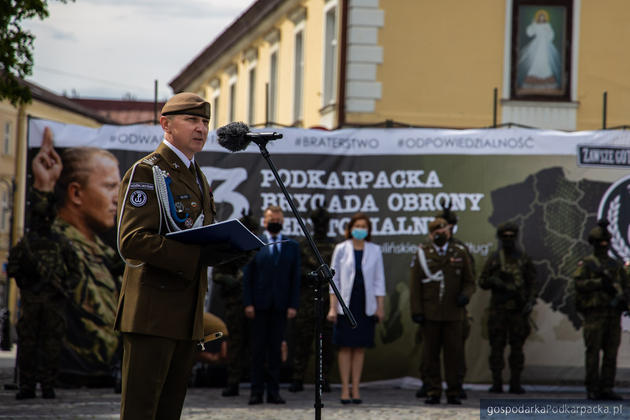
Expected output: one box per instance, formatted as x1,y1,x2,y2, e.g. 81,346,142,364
129,190,148,207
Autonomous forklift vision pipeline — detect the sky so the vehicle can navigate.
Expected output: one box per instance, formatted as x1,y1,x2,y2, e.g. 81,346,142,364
23,0,256,101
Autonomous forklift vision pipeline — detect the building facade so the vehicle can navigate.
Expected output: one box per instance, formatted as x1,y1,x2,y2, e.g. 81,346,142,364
170,0,630,131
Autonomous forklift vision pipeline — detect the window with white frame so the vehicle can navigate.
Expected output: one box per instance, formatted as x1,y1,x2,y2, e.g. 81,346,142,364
269,47,279,124
0,189,6,231
323,1,338,107
248,64,257,126
211,82,220,130
228,73,237,123
3,122,11,156
293,26,305,124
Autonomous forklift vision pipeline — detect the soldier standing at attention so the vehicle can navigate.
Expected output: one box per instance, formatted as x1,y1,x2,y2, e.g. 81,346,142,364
438,204,474,400
215,211,259,397
289,205,336,393
409,218,475,405
572,220,629,401
479,222,536,394
8,200,81,399
116,93,250,419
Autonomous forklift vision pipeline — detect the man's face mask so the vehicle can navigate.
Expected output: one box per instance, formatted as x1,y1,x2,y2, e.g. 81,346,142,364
500,232,517,251
433,233,448,247
267,222,282,234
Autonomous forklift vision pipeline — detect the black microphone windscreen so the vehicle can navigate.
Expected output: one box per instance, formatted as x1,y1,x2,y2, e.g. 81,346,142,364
216,121,251,152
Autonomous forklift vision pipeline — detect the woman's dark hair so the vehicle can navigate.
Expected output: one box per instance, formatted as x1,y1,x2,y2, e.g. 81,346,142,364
344,212,372,241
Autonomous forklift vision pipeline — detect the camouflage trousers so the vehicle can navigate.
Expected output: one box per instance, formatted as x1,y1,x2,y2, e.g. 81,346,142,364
17,295,66,391
222,295,249,386
582,311,621,394
291,290,333,383
487,309,530,375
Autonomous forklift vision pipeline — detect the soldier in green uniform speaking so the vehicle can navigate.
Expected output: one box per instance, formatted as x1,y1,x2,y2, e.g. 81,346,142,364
479,222,536,394
571,220,629,401
409,217,475,405
116,93,251,419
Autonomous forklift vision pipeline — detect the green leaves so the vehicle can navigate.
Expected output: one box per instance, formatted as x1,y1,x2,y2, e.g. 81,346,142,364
0,0,72,105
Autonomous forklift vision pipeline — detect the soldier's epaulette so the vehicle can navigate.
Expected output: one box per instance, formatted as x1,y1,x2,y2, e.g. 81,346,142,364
142,154,161,166
453,243,467,253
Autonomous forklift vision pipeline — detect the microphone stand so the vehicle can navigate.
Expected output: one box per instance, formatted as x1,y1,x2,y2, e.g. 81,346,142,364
251,136,356,420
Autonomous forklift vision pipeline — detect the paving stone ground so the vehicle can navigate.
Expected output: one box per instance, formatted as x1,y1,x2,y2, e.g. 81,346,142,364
2,347,628,420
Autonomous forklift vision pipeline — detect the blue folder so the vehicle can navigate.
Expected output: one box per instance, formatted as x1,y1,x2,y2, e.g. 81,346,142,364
165,218,267,251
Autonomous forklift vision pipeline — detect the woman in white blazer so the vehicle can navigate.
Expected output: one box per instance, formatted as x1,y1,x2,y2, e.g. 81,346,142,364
327,213,385,404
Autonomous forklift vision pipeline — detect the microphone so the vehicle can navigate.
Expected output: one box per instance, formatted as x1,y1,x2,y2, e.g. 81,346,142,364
216,121,283,152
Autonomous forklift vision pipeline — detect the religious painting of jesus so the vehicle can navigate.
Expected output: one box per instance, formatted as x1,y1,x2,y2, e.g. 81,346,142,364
512,3,571,100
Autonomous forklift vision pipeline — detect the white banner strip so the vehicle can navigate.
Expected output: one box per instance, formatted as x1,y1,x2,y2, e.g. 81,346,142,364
28,118,630,156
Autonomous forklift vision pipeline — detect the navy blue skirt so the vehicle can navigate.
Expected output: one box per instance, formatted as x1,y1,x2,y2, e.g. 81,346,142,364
333,250,376,348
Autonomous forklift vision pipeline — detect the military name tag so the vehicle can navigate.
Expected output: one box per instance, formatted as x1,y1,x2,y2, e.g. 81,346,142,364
130,190,148,207
130,182,154,190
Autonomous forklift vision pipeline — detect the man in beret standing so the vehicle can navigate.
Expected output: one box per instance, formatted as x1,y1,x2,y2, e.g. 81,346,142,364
409,218,475,405
116,92,249,419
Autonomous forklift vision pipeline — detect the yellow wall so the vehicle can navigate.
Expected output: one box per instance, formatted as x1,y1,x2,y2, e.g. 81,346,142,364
576,0,630,130
348,0,506,127
184,0,630,131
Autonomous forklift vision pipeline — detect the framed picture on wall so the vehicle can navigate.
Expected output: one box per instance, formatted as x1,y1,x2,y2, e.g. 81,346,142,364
511,0,573,101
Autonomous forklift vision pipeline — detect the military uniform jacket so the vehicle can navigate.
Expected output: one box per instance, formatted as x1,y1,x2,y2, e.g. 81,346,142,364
115,142,215,341
409,241,475,321
572,254,629,314
478,249,536,311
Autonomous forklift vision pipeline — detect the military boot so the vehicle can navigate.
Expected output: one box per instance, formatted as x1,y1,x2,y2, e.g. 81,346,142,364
509,373,525,394
488,372,503,393
599,390,623,400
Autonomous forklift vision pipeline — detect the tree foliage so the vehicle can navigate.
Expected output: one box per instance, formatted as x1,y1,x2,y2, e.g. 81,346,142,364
0,0,72,106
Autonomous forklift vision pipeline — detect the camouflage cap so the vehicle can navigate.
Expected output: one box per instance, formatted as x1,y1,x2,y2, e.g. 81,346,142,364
497,221,519,237
309,204,331,231
588,219,611,244
161,92,211,119
429,217,449,233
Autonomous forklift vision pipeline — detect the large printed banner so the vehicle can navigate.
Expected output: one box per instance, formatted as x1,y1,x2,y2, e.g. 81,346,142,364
27,118,630,383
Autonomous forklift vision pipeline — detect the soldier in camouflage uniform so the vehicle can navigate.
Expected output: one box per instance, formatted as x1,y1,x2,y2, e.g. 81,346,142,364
479,222,536,394
27,129,123,389
289,205,336,393
215,211,258,397
572,220,629,400
7,194,81,399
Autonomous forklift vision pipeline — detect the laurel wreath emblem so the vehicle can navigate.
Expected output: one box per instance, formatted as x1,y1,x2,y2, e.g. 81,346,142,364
607,194,630,260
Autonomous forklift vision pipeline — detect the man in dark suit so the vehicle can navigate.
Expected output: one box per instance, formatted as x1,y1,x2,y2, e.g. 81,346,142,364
116,93,248,419
243,205,301,405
